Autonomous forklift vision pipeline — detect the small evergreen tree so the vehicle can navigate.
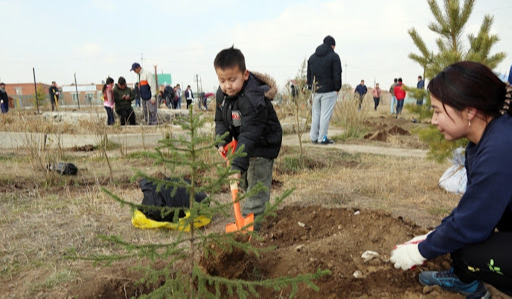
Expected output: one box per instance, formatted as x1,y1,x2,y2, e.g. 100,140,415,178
407,0,506,160
34,84,47,110
287,60,314,164
70,107,329,297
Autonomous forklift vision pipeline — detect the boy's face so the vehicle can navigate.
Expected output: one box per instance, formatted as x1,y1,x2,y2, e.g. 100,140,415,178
215,66,249,97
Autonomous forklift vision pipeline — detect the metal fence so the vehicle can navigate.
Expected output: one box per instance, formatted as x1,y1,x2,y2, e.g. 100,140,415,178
11,93,104,110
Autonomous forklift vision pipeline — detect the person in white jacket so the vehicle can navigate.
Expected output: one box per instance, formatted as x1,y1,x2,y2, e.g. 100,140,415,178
131,62,157,125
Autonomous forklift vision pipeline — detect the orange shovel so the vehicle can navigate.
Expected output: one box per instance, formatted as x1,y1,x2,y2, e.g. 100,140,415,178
220,140,254,234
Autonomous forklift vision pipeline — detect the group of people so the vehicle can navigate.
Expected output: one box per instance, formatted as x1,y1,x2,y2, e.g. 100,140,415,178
287,35,512,297
100,62,160,126
102,63,209,126
102,76,137,126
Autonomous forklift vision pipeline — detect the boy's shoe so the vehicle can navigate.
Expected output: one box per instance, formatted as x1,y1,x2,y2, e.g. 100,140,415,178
319,138,334,145
311,140,318,144
419,269,490,299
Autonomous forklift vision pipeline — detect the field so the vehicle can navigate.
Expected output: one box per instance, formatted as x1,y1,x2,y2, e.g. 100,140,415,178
0,101,509,298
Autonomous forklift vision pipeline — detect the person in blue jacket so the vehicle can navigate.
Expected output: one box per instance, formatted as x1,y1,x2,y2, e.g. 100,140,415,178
508,64,512,85
390,61,512,298
354,80,367,111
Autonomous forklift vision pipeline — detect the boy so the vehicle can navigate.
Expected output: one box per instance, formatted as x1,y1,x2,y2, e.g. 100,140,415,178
214,46,282,230
113,76,136,125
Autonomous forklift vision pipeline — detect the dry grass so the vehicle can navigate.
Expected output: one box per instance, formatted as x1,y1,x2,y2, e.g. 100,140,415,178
274,147,455,229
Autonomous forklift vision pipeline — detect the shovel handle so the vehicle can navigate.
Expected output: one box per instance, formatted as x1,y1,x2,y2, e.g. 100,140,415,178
230,180,245,229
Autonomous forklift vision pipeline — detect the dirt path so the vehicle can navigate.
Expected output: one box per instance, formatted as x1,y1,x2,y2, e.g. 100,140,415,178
0,126,427,159
282,130,427,158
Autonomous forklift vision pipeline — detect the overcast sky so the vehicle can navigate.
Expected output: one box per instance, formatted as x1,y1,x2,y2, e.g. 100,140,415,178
1,0,511,92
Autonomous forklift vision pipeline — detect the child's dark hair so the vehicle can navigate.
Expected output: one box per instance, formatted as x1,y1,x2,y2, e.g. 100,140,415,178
118,76,126,86
213,46,246,72
102,77,114,93
428,61,508,117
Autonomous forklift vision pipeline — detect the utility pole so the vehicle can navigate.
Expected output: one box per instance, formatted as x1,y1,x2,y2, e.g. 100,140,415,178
154,65,158,91
74,73,80,109
32,67,39,113
344,63,348,86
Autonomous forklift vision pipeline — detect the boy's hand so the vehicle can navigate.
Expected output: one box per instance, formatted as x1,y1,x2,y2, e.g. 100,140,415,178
218,146,226,156
230,173,241,180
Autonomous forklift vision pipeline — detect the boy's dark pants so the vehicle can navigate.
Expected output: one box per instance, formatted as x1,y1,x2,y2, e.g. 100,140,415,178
239,157,274,229
116,107,136,125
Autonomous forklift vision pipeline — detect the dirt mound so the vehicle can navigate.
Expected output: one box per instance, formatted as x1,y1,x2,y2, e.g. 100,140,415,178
63,205,458,298
364,125,410,142
198,205,453,298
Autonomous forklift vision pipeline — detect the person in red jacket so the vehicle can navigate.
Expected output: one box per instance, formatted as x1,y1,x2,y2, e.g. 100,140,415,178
393,78,406,118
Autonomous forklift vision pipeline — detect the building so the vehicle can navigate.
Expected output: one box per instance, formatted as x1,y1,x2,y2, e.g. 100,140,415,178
2,82,51,109
61,83,103,106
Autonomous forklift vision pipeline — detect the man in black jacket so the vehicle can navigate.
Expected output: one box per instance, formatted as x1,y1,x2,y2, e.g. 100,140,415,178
49,81,60,111
0,83,8,114
307,35,342,145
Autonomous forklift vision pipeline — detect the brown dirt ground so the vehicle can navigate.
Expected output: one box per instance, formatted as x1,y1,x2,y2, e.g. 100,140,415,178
2,112,510,298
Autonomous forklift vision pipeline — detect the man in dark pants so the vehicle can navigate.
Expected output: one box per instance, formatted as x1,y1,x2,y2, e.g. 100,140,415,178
416,75,425,106
49,81,60,111
113,77,136,125
0,82,8,113
354,80,367,111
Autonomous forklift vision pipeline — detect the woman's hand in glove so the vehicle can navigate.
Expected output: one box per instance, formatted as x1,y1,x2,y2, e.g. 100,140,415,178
390,243,426,270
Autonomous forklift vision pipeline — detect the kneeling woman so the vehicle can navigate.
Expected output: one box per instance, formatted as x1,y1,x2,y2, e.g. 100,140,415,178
390,61,512,298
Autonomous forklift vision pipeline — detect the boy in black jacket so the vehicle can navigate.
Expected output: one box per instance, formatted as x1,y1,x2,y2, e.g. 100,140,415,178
214,46,282,230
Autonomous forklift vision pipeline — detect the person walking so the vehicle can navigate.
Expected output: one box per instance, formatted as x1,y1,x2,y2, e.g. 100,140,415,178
131,62,157,125
389,78,398,115
185,85,194,109
354,80,368,111
49,81,60,111
372,83,381,111
416,75,425,106
0,83,8,114
307,35,342,145
390,61,512,298
394,78,406,118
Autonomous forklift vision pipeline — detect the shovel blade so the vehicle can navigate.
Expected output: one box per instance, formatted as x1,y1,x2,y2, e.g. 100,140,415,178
225,213,254,234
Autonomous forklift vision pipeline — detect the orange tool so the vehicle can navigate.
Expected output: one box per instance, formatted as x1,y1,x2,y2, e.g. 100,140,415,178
220,140,254,234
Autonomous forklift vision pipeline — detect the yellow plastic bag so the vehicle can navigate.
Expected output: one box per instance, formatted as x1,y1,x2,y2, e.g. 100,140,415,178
131,209,211,232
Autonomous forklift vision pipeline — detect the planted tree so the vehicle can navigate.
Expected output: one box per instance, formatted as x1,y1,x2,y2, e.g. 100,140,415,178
34,84,47,110
287,60,314,164
407,0,506,159
69,107,329,297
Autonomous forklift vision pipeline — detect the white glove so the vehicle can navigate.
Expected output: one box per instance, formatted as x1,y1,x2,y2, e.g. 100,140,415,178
390,243,426,270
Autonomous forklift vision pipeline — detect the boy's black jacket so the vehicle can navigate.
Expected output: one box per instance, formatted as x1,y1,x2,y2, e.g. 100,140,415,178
215,72,282,172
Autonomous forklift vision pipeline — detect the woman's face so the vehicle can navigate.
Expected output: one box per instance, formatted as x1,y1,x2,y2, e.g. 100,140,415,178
430,95,468,141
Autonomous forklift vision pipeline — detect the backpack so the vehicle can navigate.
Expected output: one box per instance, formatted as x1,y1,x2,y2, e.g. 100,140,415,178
48,162,78,175
139,177,208,222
